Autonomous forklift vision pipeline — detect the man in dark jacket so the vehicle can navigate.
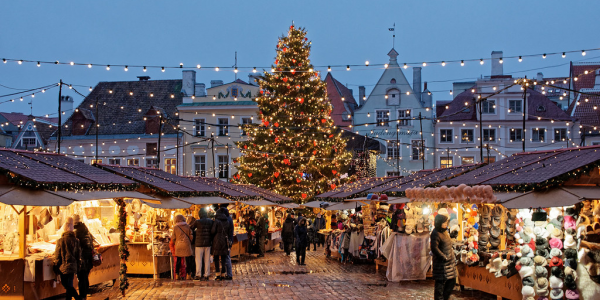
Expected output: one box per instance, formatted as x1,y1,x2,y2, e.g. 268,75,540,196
430,214,456,300
313,213,326,248
256,213,268,257
54,217,82,300
294,218,308,265
211,208,232,280
191,208,214,280
282,214,295,255
221,205,234,279
73,215,94,300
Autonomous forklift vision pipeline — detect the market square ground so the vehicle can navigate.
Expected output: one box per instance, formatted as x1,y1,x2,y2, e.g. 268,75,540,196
86,247,496,300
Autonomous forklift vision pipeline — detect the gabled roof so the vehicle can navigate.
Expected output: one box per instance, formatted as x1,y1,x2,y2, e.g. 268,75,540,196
572,62,600,92
0,112,58,127
57,79,183,137
325,73,357,125
436,101,452,118
438,86,477,121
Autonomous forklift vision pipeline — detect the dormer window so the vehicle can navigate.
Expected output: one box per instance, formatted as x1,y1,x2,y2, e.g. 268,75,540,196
390,78,396,84
536,105,546,112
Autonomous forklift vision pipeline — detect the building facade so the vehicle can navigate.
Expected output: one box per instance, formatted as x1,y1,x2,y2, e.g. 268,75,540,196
352,48,434,177
178,70,260,179
568,63,600,145
0,112,57,150
48,77,182,173
434,51,581,168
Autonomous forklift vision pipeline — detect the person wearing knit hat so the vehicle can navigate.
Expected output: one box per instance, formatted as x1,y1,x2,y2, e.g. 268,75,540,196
536,277,549,296
550,288,564,299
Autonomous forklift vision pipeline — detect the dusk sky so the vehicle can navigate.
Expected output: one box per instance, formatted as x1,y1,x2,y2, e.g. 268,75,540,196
2,0,599,117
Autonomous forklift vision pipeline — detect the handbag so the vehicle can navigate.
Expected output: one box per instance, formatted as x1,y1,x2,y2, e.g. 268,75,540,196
92,251,102,267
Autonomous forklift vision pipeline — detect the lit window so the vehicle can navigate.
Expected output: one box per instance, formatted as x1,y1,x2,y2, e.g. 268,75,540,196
440,157,453,168
218,155,229,178
165,158,177,174
194,155,206,176
440,129,453,143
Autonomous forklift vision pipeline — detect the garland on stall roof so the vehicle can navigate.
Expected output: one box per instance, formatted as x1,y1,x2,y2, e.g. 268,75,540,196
3,170,138,191
116,198,129,296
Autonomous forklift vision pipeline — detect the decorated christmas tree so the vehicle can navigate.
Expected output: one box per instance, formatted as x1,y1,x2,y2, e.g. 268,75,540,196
234,25,352,202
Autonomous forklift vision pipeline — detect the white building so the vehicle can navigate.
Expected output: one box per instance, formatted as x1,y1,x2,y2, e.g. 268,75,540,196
352,48,434,177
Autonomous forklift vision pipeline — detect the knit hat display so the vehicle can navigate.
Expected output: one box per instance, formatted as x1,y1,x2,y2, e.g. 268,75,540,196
534,255,548,267
549,238,563,250
551,266,564,278
565,289,580,300
521,286,535,298
520,257,534,267
534,226,550,239
564,248,577,259
535,277,549,296
550,248,562,258
521,245,535,258
549,275,563,289
549,256,563,267
522,275,535,287
550,227,563,239
519,265,534,278
536,248,550,259
550,288,564,300
535,265,548,278
565,274,577,290
550,215,564,228
536,236,550,250
565,257,577,269
564,266,577,281
564,234,577,249
564,215,576,229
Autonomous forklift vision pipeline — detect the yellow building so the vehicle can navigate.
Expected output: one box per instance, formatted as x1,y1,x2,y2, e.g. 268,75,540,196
178,71,260,179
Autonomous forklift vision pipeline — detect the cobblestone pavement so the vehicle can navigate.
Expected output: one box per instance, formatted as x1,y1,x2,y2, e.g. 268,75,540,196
87,246,497,300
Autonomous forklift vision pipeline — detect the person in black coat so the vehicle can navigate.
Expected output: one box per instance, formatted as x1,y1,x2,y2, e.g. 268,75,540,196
211,208,232,280
73,215,94,300
294,218,308,265
281,214,295,255
191,208,214,280
430,214,456,300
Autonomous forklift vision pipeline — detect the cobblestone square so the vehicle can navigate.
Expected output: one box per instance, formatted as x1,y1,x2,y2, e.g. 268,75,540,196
88,247,497,300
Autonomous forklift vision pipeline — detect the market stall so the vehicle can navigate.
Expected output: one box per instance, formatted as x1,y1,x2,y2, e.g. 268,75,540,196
0,149,141,300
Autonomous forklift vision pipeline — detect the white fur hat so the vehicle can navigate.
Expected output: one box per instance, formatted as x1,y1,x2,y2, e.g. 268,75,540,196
519,266,534,278
521,286,535,298
549,276,563,289
564,234,577,249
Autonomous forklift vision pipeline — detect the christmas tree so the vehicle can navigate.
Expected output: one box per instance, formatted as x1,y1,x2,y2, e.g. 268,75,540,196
234,25,352,202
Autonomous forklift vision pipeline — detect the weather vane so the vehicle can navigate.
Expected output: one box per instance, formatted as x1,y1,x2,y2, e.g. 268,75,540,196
389,23,396,48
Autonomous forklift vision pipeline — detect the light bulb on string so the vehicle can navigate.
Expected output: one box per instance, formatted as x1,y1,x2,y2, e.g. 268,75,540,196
518,56,522,62
106,65,110,70
327,66,331,72
582,50,586,56
365,61,369,66
253,67,257,73
499,58,503,64
460,60,464,66
542,53,546,59
384,64,388,69
179,63,183,68
234,67,238,73
441,61,446,66
403,63,408,69
37,61,40,67
143,66,147,72
161,67,165,72
88,64,92,68
70,62,74,66
346,65,350,71
562,52,566,58
124,66,128,71
422,62,427,67
480,59,484,65
18,60,22,65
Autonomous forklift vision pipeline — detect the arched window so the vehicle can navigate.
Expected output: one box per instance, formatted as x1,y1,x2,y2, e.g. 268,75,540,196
390,78,397,84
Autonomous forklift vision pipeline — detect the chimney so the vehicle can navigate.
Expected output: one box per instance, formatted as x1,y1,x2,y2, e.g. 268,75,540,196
211,80,224,88
248,74,261,86
413,67,422,102
194,83,206,97
182,70,196,96
537,72,544,82
595,69,600,89
137,76,151,81
491,51,503,76
421,82,432,108
358,86,366,106
60,96,74,124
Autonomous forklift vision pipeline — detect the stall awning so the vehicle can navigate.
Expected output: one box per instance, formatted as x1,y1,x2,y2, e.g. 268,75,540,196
0,187,74,206
48,190,159,202
325,201,362,211
239,200,276,206
500,188,581,209
139,196,192,209
387,197,410,204
561,186,600,200
279,203,299,209
301,201,329,208
179,196,232,205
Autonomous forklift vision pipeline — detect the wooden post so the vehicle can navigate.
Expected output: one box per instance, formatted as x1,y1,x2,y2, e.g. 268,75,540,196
457,203,464,241
19,206,26,258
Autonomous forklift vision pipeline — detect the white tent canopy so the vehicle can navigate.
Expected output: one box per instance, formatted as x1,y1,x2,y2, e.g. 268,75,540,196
500,188,581,209
179,196,232,205
239,200,277,206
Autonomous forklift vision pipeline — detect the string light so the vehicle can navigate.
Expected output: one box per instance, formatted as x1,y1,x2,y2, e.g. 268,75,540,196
106,65,110,70
161,67,165,72
480,59,484,65
562,52,566,58
460,60,464,66
499,58,503,64
143,66,147,72
582,50,586,56
518,56,522,62
124,66,128,71
441,61,446,66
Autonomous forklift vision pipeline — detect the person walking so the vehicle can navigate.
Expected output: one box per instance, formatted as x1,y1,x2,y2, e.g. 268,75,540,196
73,215,94,300
257,212,268,257
430,213,456,300
223,205,234,280
294,218,308,265
313,213,326,247
54,217,82,300
212,207,232,280
307,220,317,251
172,214,194,280
282,213,295,256
190,208,213,280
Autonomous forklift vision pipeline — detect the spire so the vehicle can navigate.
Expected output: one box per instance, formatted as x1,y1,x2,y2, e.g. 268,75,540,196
387,48,399,63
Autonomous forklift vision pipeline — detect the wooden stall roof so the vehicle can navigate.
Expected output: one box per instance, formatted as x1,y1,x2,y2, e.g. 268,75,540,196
441,146,600,187
0,149,135,186
98,165,195,193
315,177,399,201
382,164,480,193
236,184,293,203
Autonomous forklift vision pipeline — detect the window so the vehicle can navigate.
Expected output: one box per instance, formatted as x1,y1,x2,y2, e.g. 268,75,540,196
127,158,139,166
194,119,205,137
22,137,36,147
482,100,495,114
146,143,157,156
532,128,545,142
411,140,423,160
461,156,475,165
554,128,568,142
194,155,206,176
108,158,121,165
241,117,252,136
146,158,158,168
165,158,176,174
387,141,399,159
510,128,523,142
460,129,474,143
218,155,229,178
483,156,496,164
483,129,496,142
509,100,523,113
397,109,411,126
386,89,400,105
386,171,400,177
440,129,453,143
440,157,453,168
218,118,229,136
90,159,102,164
376,110,389,127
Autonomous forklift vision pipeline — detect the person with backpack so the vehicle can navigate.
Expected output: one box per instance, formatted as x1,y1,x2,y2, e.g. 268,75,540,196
172,214,194,280
190,208,213,280
54,217,82,300
211,207,232,280
73,215,94,300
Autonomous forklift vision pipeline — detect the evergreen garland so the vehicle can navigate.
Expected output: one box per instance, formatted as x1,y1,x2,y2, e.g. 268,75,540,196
116,198,129,296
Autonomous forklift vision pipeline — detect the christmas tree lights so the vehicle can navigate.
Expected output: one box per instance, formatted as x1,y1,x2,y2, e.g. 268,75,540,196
234,25,352,202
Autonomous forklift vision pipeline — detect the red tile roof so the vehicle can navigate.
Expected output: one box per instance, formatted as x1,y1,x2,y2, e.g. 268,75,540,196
571,93,600,126
325,73,357,127
0,112,57,126
572,63,600,92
